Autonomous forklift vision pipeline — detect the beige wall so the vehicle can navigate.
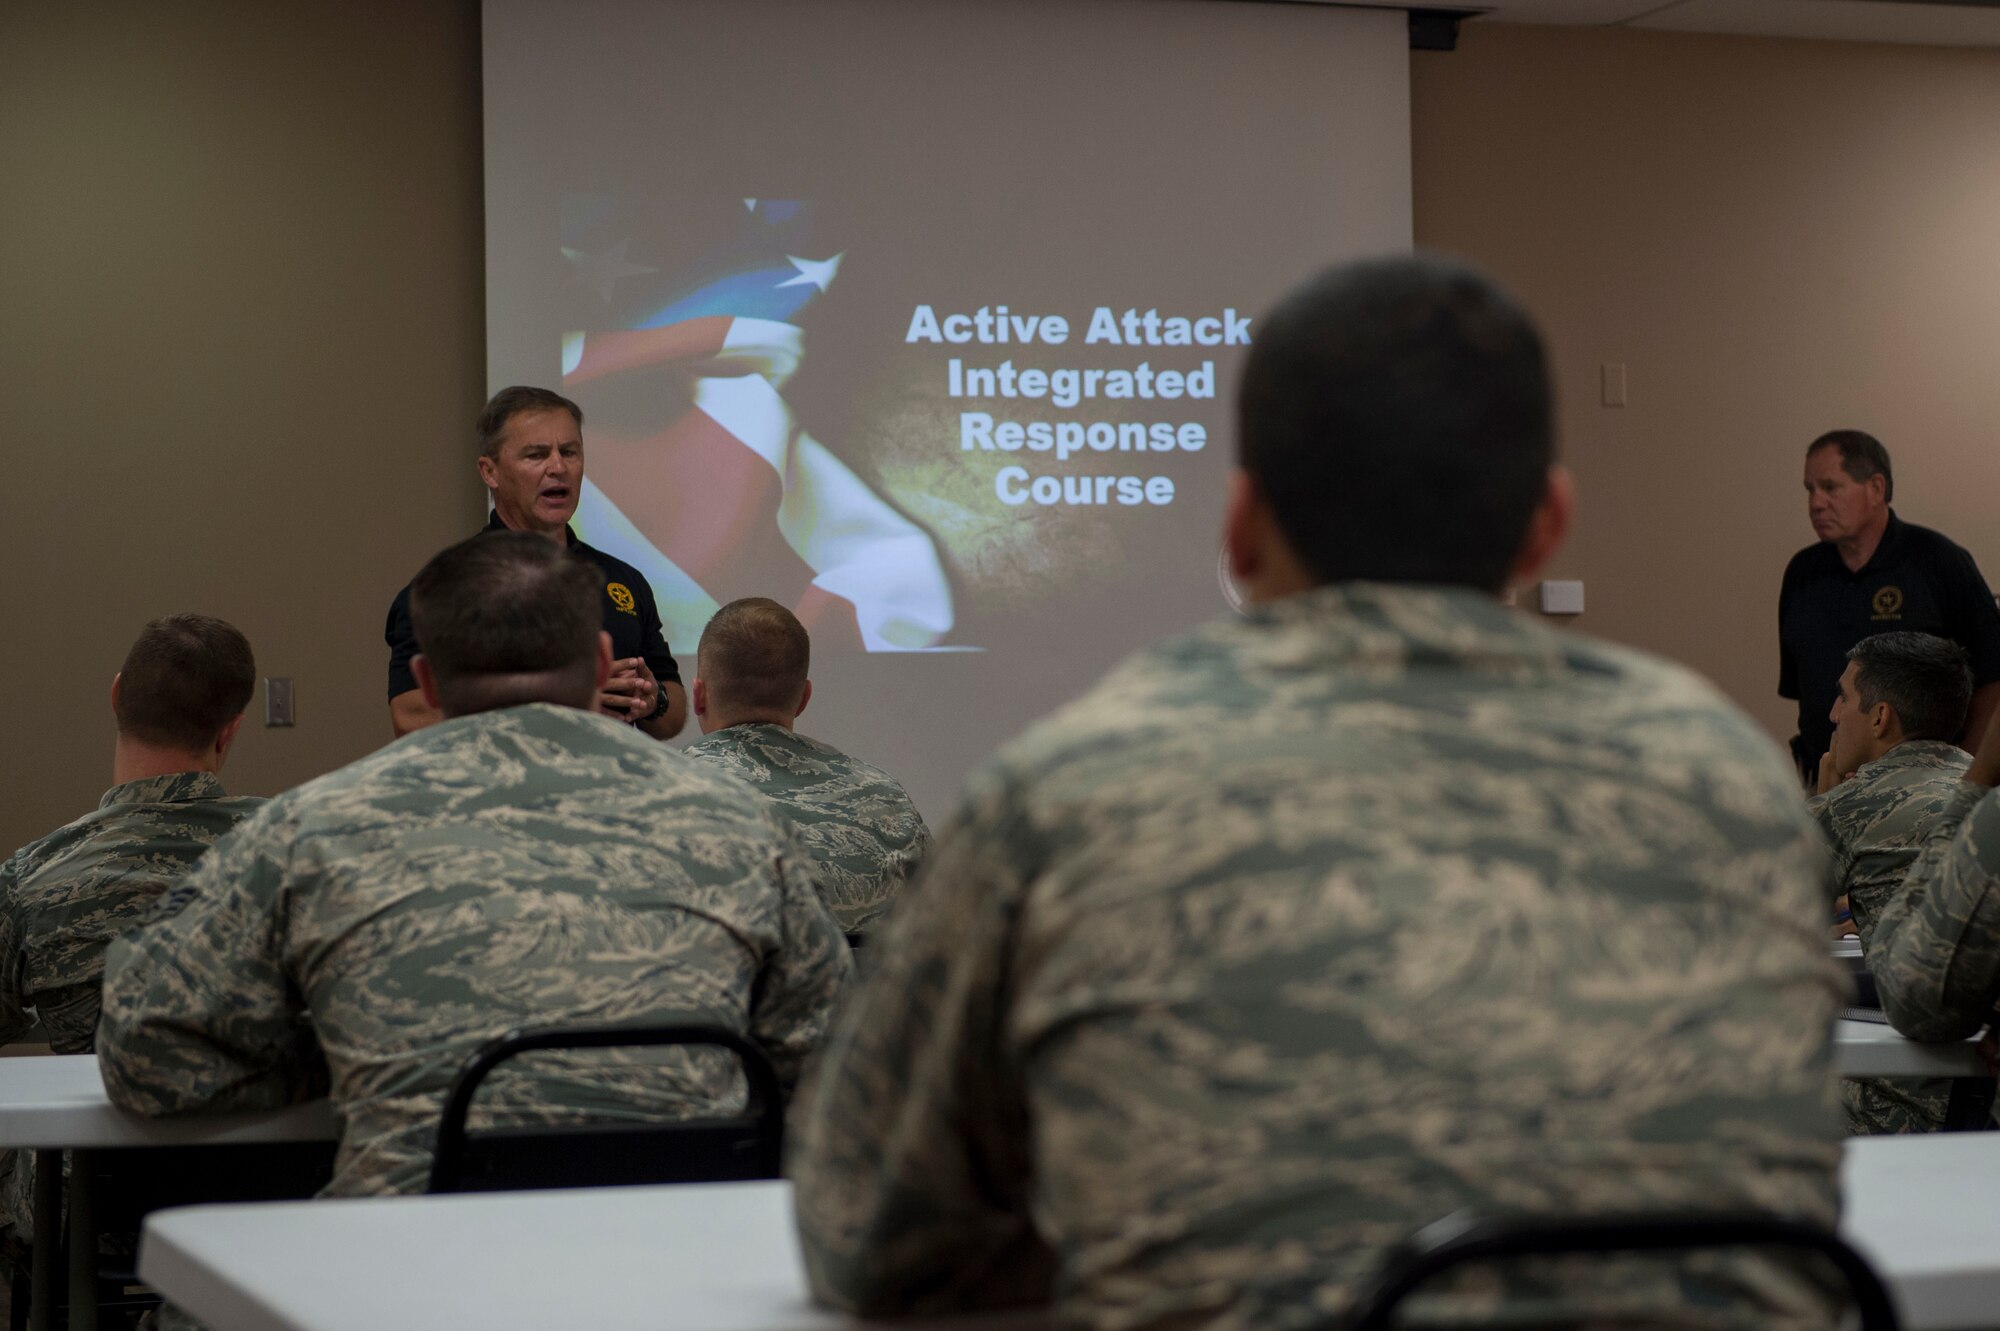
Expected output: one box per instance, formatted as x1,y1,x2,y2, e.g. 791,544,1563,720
0,1,485,854
1413,22,2000,750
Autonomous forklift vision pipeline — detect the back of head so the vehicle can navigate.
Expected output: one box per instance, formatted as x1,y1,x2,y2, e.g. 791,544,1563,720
1847,631,1972,743
477,385,583,459
1236,254,1554,592
115,615,257,752
1808,429,1893,503
408,532,603,717
698,598,810,717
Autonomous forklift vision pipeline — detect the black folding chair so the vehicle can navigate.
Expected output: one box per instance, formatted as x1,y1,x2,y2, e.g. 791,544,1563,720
24,1139,336,1331
426,1023,783,1195
1342,1209,1900,1331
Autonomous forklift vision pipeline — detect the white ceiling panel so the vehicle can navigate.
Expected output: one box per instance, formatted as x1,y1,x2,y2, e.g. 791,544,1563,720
1261,0,2000,48
1458,0,1686,21
1631,0,2000,45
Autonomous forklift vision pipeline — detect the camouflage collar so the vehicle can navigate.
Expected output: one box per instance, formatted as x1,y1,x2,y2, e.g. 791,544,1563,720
98,770,228,810
717,720,814,745
419,700,650,749
1244,581,1561,667
1855,739,1974,780
714,721,794,738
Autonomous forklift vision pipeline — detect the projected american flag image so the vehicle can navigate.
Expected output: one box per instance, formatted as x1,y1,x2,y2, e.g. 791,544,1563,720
557,196,955,655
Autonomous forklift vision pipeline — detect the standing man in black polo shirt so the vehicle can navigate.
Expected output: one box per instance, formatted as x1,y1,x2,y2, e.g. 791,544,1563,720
384,386,687,739
1779,429,2000,782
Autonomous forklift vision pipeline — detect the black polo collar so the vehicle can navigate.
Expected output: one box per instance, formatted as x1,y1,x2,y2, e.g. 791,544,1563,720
1848,510,1906,580
483,510,577,547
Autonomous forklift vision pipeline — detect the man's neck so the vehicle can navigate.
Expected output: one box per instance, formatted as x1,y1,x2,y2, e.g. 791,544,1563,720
112,738,217,785
491,508,570,547
435,678,597,720
1834,511,1891,573
706,712,795,735
1860,733,1910,769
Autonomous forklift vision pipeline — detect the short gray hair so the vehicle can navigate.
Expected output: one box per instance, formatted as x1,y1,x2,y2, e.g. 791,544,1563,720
478,386,583,459
1809,430,1893,504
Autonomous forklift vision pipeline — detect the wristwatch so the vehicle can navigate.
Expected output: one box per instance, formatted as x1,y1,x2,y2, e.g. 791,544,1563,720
640,683,669,724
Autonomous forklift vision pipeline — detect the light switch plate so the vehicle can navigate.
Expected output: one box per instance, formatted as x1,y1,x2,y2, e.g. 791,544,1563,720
264,677,295,727
1539,581,1585,616
1601,362,1628,407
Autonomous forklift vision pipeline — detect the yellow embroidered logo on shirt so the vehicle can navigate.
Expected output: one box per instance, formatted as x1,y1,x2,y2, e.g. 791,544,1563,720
1871,585,1903,620
607,582,637,616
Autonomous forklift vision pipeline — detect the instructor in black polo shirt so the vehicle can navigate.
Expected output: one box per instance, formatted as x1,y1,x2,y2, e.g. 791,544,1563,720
1780,429,2000,781
384,386,687,739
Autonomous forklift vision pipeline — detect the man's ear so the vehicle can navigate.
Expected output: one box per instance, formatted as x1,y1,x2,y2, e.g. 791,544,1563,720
794,679,812,720
110,672,122,716
1870,703,1896,740
692,677,708,717
595,632,614,689
1222,468,1264,585
213,713,245,766
475,454,499,492
412,656,443,712
1508,466,1574,586
1223,468,1316,602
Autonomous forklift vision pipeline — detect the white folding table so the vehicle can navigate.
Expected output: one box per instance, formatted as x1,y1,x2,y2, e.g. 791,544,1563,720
141,1178,1040,1331
0,1054,336,1331
1833,1018,1989,1079
1844,1133,2000,1330
137,1144,2000,1331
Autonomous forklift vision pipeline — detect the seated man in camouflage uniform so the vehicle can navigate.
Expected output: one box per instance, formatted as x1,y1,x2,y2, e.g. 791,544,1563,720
1,615,264,1052
1872,694,2000,1049
97,533,850,1199
0,615,264,1250
683,598,930,939
792,256,1848,1330
1811,631,1973,1134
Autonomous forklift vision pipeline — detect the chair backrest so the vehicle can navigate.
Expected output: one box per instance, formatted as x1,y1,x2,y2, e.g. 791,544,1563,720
1342,1209,1900,1331
426,1022,784,1195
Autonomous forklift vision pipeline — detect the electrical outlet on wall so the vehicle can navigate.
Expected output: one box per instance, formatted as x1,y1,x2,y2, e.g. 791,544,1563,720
264,677,295,727
1538,581,1585,616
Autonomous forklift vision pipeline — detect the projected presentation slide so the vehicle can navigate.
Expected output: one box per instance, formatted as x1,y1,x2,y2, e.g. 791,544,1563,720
555,193,1249,657
485,0,1412,811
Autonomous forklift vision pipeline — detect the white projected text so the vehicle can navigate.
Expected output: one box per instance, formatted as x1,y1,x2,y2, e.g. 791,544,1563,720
908,303,1250,509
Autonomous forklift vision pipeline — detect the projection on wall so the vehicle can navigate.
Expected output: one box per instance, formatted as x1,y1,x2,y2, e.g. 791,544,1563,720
485,0,1413,813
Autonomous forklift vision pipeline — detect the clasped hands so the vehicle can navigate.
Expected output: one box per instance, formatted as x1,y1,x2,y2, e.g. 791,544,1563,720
598,657,659,724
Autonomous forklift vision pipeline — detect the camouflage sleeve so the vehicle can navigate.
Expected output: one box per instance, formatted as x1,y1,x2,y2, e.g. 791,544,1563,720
97,814,321,1116
1871,782,2000,1040
790,767,1057,1316
0,852,28,1044
1804,789,1855,895
749,836,853,1093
